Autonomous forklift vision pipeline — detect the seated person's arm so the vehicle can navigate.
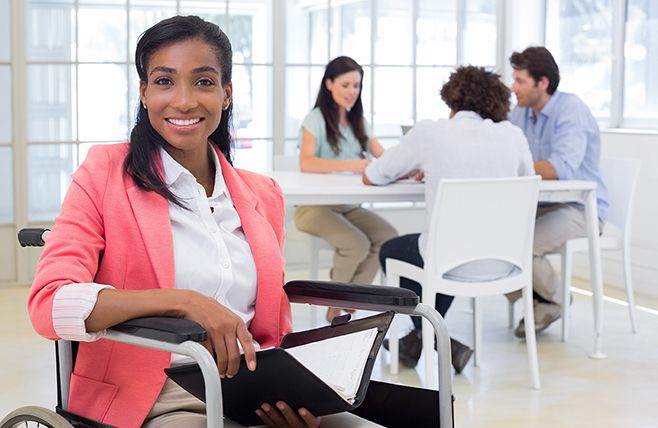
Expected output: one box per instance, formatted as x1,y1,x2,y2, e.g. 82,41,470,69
368,137,385,158
534,160,558,179
299,128,369,174
362,129,422,186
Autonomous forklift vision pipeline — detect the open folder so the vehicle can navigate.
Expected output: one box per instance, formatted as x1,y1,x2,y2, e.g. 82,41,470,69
164,311,394,426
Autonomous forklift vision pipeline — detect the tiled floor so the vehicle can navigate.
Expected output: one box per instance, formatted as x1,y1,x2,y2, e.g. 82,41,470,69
2,273,658,427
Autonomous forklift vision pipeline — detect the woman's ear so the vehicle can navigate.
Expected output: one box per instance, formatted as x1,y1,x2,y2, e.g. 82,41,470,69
222,82,233,111
325,78,333,92
139,80,147,107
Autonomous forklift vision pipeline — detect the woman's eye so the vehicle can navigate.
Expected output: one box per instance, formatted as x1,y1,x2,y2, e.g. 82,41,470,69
154,77,172,85
196,78,214,87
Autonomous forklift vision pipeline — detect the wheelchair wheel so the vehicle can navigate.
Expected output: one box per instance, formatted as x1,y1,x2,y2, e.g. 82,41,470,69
0,406,73,428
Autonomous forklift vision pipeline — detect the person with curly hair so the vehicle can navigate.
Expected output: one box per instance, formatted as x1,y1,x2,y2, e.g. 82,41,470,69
362,65,535,373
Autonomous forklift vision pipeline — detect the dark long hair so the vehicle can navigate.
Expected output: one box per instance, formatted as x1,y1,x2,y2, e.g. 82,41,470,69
314,56,368,155
124,15,233,207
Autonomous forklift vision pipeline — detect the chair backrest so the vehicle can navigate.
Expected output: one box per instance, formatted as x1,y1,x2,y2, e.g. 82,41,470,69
424,176,540,296
599,158,641,234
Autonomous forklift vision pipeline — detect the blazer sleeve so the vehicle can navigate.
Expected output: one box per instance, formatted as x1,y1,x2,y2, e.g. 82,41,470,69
28,146,111,340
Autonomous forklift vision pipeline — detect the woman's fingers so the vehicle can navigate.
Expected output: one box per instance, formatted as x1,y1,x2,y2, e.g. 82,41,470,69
297,408,320,428
237,325,257,371
224,333,241,378
212,335,229,377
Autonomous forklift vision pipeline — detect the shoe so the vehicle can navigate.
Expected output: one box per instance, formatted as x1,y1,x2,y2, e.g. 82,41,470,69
383,332,474,373
450,338,473,374
382,330,422,368
514,301,562,338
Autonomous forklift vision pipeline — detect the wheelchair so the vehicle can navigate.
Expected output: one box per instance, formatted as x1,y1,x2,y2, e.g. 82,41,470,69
1,228,453,428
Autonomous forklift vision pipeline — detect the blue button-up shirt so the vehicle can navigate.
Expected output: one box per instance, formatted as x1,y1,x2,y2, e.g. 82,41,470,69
509,91,608,221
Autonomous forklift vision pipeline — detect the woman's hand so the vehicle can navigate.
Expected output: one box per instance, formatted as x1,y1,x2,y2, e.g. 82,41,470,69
181,290,257,378
348,159,370,173
256,401,320,428
403,168,425,182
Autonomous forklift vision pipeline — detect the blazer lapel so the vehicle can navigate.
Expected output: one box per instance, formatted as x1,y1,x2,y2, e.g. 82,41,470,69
125,177,175,290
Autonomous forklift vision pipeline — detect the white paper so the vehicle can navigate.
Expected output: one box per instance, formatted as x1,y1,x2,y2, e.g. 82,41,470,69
285,328,378,403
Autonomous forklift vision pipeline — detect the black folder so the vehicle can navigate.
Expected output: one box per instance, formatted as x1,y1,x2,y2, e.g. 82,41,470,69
164,311,394,427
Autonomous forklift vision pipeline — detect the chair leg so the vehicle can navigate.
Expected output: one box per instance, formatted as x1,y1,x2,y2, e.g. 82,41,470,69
309,237,321,327
560,246,572,342
473,297,482,367
522,286,541,389
622,245,638,333
508,300,515,329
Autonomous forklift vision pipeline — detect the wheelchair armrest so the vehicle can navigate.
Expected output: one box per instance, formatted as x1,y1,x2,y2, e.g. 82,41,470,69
284,280,419,308
18,228,50,247
109,317,207,344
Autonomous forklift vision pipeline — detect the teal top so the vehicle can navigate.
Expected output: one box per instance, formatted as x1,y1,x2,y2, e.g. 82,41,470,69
299,107,372,160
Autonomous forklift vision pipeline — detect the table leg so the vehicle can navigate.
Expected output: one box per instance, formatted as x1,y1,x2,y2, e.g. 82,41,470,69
586,190,606,359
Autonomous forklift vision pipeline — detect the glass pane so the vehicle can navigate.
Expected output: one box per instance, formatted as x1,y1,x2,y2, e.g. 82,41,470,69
180,0,226,29
360,66,373,123
128,65,140,130
374,0,412,65
0,66,11,143
0,147,12,223
26,0,75,61
624,0,658,120
286,0,328,64
27,144,77,222
78,64,129,141
284,66,324,138
233,139,271,173
27,65,76,142
546,0,612,118
232,65,271,138
463,0,497,66
0,0,9,61
78,2,127,62
129,1,177,59
417,0,457,66
373,67,413,135
330,0,370,64
416,67,451,121
229,0,272,64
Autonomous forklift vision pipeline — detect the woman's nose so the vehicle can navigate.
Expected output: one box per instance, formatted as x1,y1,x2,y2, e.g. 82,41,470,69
171,86,197,111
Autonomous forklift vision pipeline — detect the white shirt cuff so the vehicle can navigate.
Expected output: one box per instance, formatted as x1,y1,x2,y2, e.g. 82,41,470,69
52,283,114,342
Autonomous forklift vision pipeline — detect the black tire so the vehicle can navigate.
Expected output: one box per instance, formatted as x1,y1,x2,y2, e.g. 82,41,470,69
0,406,73,428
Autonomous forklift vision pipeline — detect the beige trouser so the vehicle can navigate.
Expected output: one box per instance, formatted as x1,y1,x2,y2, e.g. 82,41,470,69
533,203,590,307
294,205,398,284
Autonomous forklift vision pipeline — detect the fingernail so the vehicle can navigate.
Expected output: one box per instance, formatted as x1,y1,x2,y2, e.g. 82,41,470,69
248,360,256,371
226,374,233,379
299,409,307,416
255,409,263,417
276,402,285,410
262,404,271,412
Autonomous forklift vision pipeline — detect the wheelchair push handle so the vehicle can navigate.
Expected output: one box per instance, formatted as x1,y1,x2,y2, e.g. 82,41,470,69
18,228,50,247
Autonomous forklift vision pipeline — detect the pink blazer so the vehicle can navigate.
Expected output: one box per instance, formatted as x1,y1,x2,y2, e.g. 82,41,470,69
28,143,292,428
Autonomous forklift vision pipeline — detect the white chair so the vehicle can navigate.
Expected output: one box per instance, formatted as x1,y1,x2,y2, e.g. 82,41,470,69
385,176,541,389
557,158,641,340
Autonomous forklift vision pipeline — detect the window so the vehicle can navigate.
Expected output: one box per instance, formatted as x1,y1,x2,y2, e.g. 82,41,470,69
0,0,12,224
545,0,613,120
20,0,272,221
284,0,499,153
623,0,658,126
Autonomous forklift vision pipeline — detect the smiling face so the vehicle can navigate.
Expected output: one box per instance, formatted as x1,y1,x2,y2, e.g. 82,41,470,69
139,37,232,160
325,70,362,111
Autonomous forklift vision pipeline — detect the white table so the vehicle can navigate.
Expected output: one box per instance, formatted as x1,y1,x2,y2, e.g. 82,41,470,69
268,171,605,358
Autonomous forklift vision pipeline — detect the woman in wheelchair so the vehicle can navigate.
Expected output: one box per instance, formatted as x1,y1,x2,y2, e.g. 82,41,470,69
28,15,319,428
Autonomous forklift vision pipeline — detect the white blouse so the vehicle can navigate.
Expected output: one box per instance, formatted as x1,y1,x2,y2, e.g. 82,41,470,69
51,146,258,362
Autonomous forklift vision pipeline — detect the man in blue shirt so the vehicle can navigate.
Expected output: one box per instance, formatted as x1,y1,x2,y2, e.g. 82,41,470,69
508,47,608,338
